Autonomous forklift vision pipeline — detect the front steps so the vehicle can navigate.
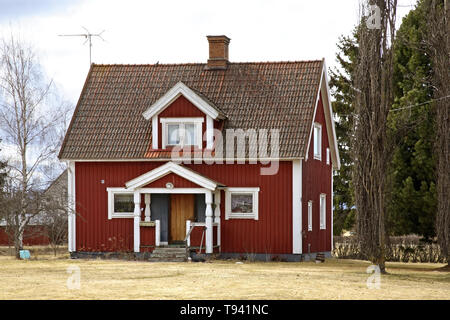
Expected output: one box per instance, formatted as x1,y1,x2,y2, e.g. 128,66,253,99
148,246,187,262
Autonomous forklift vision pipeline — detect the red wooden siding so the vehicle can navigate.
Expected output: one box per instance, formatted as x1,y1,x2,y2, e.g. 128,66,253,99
157,95,207,149
140,226,155,252
190,225,218,253
302,92,332,253
74,161,293,254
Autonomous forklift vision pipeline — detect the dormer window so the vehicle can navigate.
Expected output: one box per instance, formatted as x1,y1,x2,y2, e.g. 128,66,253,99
161,117,203,149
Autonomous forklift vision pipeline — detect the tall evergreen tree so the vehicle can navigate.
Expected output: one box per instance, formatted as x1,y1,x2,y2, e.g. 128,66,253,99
389,0,436,239
329,33,358,235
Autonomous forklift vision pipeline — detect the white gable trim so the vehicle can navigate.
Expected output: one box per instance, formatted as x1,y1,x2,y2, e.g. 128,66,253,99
305,61,341,170
142,82,225,120
125,161,218,191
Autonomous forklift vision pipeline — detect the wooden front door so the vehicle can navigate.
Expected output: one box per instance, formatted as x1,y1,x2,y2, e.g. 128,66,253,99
169,194,195,243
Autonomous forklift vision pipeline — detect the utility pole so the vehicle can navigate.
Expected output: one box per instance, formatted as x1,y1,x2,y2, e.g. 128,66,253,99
59,27,105,65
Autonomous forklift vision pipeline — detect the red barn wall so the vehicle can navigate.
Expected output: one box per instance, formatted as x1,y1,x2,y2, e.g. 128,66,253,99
74,161,293,254
302,92,333,254
0,226,50,246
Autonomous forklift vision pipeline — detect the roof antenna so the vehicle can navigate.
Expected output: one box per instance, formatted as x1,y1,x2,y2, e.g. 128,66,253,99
59,27,105,65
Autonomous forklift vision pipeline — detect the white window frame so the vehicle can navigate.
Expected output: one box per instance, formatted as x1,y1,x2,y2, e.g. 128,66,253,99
107,188,135,219
308,200,313,231
313,123,322,161
160,117,204,149
326,148,330,165
320,193,326,229
225,187,260,220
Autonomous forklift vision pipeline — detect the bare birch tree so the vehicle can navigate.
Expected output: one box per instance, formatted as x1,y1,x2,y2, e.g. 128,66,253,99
0,35,69,258
352,0,397,273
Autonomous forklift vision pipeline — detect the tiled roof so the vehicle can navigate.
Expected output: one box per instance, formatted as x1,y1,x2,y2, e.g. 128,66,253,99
59,60,324,160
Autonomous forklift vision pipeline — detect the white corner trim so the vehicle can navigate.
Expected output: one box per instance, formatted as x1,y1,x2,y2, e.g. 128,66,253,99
152,116,158,149
224,187,260,220
125,161,218,190
206,115,214,149
67,161,76,252
142,82,224,120
292,159,302,254
331,170,334,250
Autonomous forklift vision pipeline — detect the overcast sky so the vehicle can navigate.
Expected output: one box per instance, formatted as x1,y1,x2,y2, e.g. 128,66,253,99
0,0,415,104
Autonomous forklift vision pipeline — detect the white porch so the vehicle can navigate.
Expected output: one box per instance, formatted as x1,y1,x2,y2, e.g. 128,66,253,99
124,162,224,254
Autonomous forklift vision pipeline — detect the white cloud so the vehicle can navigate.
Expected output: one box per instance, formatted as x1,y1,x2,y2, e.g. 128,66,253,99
0,0,415,103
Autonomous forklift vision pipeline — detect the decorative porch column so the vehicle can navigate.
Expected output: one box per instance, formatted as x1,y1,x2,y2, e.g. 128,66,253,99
144,194,151,222
214,190,221,247
133,191,141,253
205,190,213,254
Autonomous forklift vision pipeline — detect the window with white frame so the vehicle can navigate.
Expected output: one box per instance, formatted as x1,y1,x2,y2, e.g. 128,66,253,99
326,148,330,165
320,193,326,229
308,201,313,231
313,123,322,160
160,117,203,149
225,187,259,220
107,188,135,219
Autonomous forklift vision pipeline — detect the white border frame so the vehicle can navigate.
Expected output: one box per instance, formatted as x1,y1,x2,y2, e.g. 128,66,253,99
320,193,326,230
107,188,135,219
225,187,260,220
313,122,322,161
143,82,225,120
125,161,219,190
160,117,203,149
308,200,313,231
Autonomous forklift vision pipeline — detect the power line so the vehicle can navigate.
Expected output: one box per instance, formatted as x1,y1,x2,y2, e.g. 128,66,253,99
390,94,450,112
334,94,450,117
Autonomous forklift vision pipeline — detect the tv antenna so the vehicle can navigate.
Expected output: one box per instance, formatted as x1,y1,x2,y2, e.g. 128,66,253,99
59,27,105,65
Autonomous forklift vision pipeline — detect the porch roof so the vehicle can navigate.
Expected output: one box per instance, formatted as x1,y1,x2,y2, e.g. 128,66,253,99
125,161,225,191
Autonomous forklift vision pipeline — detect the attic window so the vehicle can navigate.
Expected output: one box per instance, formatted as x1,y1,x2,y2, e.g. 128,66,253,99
161,117,203,149
313,123,322,160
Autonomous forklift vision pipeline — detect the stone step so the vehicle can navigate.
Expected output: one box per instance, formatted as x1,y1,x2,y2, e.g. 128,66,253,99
148,247,188,262
150,254,186,259
148,258,186,262
152,248,186,253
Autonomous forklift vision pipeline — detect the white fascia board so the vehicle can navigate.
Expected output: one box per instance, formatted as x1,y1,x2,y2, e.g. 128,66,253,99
321,60,341,170
125,161,217,190
304,61,341,170
142,82,221,120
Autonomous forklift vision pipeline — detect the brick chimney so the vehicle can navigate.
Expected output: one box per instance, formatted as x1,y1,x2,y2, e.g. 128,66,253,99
206,35,230,70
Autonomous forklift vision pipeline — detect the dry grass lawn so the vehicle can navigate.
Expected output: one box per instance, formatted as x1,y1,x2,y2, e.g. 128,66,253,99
0,250,448,300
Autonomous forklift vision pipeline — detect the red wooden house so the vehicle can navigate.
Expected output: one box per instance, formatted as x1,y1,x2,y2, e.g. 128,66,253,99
59,36,340,261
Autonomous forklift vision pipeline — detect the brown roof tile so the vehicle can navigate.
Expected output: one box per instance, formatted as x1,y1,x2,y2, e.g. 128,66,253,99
59,60,323,160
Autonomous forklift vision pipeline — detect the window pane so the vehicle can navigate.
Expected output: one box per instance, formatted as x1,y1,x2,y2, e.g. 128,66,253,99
114,194,134,213
184,123,196,146
167,124,180,145
231,193,253,213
